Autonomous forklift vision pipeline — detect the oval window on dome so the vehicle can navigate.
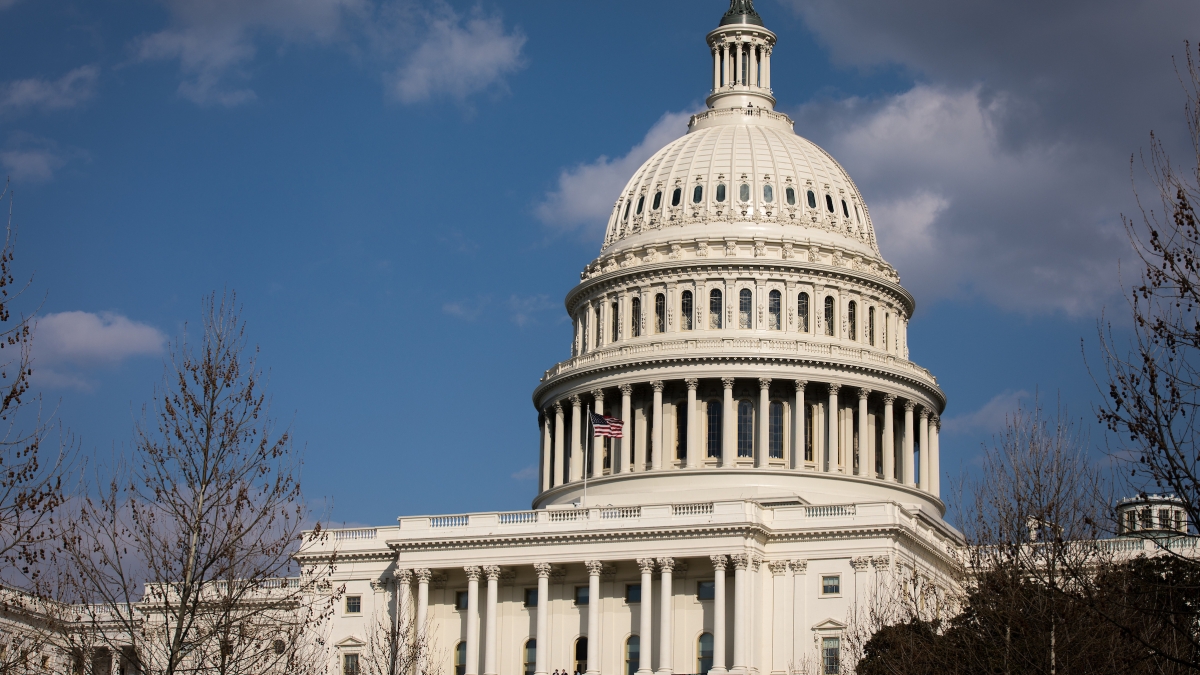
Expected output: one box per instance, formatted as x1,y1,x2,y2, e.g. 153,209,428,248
842,199,850,218
716,183,726,203
693,185,703,204
855,204,861,223
652,191,662,210
763,185,774,203
825,194,835,213
636,195,645,215
739,183,750,202
807,190,817,209
787,187,796,205
624,201,631,221
672,187,682,207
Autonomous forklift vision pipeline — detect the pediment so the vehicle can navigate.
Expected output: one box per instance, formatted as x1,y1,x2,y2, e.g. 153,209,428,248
335,636,366,648
811,618,847,631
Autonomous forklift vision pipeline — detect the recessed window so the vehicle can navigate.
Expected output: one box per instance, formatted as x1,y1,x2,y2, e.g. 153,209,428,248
768,290,781,330
681,290,694,331
693,185,703,204
524,640,536,675
716,183,727,203
652,191,662,210
798,292,810,332
769,401,783,459
739,183,750,202
524,588,538,608
706,401,722,458
786,187,797,205
625,637,639,675
698,633,714,675
624,201,631,221
575,586,589,605
636,195,645,215
655,293,666,333
739,288,752,329
825,194,835,213
672,187,682,206
625,583,641,603
697,580,715,601
822,638,840,674
842,199,850,218
737,400,753,457
709,289,723,329
575,638,588,674
675,404,688,460
454,642,466,675
763,184,774,203
848,301,857,341
807,190,817,209
822,575,840,595
824,297,835,337
345,596,362,614
455,591,469,610
612,301,619,342
631,297,642,338
344,654,360,675
868,307,875,346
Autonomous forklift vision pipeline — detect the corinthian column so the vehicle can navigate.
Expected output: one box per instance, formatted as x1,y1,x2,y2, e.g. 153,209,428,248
651,381,664,470
534,563,551,675
721,378,735,467
903,401,915,486
540,411,552,492
918,408,930,491
826,384,840,472
620,384,633,473
570,395,583,482
931,416,941,497
857,389,871,476
592,389,606,478
636,559,656,675
685,379,699,468
657,557,675,675
393,568,412,632
585,560,602,675
792,380,807,469
757,378,771,467
464,566,481,675
415,568,431,675
553,402,565,487
730,554,749,673
712,46,721,91
709,555,728,675
881,395,896,482
483,566,500,675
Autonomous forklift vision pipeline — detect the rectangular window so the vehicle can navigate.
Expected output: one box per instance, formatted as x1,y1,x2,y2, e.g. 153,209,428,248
455,591,469,610
868,307,876,346
822,576,840,595
737,400,753,457
343,654,360,675
524,588,538,608
655,294,666,333
822,638,839,675
345,596,361,614
625,584,641,603
769,401,784,459
697,581,715,601
575,586,589,605
612,301,620,342
632,297,642,338
1160,509,1172,529
676,403,688,461
706,401,722,458
805,404,813,462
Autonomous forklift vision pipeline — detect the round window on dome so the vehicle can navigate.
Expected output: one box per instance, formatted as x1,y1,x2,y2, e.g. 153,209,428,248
636,195,645,215
693,185,703,204
672,187,682,207
806,190,816,209
825,194,835,213
842,199,850,218
652,191,662,210
786,187,796,205
716,183,727,203
763,185,774,203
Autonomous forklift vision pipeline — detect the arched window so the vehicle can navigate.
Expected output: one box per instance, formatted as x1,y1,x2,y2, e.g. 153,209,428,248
697,633,714,675
868,307,875,346
737,400,753,458
848,301,857,341
763,184,774,203
706,401,722,458
611,301,619,342
768,290,781,330
655,294,666,333
769,401,784,459
574,638,588,675
693,185,703,204
804,403,814,462
883,313,889,350
631,297,642,338
454,642,466,675
625,636,640,675
824,296,835,336
825,194,835,213
624,201,631,221
523,640,536,675
672,187,682,206
676,402,688,461
709,289,723,329
855,204,861,223
786,186,796,205
716,183,727,203
842,199,850,218
652,191,662,210
595,305,602,346
739,183,750,202
739,289,752,329
798,292,810,332
681,291,694,330
636,195,645,215
807,190,817,209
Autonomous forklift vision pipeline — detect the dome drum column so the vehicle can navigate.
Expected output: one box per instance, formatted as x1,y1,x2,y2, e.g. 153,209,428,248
881,395,896,482
825,384,839,473
902,401,915,486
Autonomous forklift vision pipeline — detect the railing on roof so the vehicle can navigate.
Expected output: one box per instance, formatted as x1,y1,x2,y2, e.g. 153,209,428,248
334,528,377,541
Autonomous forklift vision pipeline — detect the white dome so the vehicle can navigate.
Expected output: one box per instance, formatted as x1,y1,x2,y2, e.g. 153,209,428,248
602,109,885,268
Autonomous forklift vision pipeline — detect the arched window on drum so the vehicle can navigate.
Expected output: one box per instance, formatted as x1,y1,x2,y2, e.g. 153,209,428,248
709,289,723,329
681,291,694,330
611,301,619,342
697,633,714,675
797,292,810,332
848,301,857,341
868,307,876,346
631,297,642,338
655,294,665,334
737,400,753,458
739,289,752,329
768,290,781,330
824,296,835,337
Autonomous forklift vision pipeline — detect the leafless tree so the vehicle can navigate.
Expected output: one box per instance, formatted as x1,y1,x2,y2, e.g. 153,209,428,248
359,602,443,675
61,294,338,675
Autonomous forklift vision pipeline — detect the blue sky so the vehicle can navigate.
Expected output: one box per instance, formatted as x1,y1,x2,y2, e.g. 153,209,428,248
3,0,1198,527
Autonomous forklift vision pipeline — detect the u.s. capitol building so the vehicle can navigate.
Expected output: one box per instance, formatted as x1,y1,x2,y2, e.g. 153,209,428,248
307,2,962,674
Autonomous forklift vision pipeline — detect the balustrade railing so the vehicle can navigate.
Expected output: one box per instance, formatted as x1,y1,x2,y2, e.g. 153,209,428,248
601,506,641,520
431,515,469,528
334,528,377,541
673,502,714,516
499,511,537,525
549,510,587,522
805,504,856,518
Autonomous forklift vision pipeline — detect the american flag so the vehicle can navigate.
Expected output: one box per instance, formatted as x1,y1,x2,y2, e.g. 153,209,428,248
590,412,624,438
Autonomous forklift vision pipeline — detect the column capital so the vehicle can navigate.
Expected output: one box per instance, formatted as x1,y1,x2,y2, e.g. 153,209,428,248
534,563,552,578
850,557,871,571
871,556,891,570
685,378,699,391
570,394,582,406
827,382,840,396
710,554,728,571
464,566,482,581
393,568,413,583
721,377,735,390
585,560,604,575
859,387,872,401
619,383,633,396
903,400,916,412
554,401,564,413
637,558,657,573
415,568,432,583
931,415,940,429
794,379,807,391
483,565,501,581
768,560,789,575
882,393,897,405
650,380,665,393
656,557,676,573
750,555,762,572
919,407,929,420
729,553,750,570
789,559,808,574
758,377,772,390
591,389,605,403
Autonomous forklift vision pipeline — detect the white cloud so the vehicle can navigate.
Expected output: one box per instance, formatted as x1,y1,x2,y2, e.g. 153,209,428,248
941,389,1030,436
0,0,22,10
510,465,537,481
507,294,553,327
442,297,487,321
536,110,697,235
0,66,99,116
0,134,86,183
386,7,525,104
33,311,166,391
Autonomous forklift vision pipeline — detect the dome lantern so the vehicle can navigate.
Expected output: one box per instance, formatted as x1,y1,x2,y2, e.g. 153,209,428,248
706,0,777,110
